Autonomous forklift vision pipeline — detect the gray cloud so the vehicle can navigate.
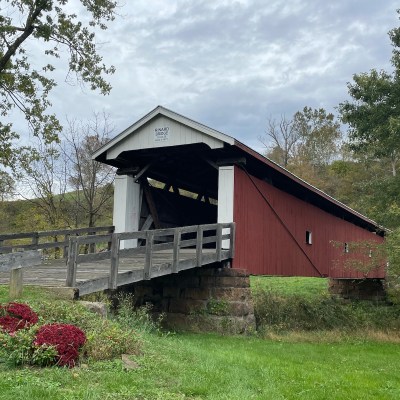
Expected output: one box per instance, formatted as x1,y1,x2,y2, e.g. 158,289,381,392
19,0,399,151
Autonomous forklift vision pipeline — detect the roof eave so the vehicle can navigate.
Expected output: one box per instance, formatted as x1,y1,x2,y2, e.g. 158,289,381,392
233,139,386,234
92,105,234,161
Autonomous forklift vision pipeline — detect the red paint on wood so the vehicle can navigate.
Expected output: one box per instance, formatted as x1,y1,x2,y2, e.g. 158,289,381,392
232,167,385,278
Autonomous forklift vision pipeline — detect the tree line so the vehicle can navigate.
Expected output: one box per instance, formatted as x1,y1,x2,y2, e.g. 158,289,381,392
260,11,400,231
0,112,114,233
0,1,117,232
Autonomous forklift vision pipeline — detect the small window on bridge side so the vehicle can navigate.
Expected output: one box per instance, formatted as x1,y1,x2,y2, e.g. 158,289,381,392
306,231,312,245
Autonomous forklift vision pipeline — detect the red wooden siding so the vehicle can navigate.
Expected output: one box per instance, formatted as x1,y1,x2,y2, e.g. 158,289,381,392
232,167,385,278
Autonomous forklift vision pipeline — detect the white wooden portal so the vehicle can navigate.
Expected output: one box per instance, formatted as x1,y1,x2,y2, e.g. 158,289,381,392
93,107,237,250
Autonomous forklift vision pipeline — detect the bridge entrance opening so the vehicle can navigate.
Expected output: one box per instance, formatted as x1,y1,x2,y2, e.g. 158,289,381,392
113,143,225,243
139,178,218,231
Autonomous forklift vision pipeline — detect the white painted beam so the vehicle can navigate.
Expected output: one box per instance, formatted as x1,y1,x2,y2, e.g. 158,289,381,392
113,175,141,249
217,166,234,249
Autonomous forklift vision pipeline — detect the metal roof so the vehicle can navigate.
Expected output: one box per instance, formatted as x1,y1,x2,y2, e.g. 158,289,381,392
93,106,385,235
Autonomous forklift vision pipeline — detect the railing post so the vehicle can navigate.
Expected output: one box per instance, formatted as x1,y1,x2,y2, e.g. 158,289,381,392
107,227,114,251
32,232,39,249
196,225,203,267
172,228,181,273
216,224,223,262
109,233,120,290
89,230,96,254
230,223,236,259
144,231,154,280
9,267,23,300
63,234,70,259
54,235,60,259
66,237,78,287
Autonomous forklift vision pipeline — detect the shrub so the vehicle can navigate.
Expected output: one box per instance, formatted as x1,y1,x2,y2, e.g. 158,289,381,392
0,302,38,333
0,326,37,366
29,298,142,362
252,287,400,333
34,324,86,367
83,320,142,361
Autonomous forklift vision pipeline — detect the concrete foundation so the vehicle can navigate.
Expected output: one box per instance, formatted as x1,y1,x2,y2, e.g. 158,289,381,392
117,262,256,334
328,278,386,302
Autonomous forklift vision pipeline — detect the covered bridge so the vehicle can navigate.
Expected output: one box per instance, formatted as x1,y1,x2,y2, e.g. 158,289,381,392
93,106,385,281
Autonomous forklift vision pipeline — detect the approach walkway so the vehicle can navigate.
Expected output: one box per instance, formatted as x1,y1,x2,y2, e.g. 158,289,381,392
0,224,235,297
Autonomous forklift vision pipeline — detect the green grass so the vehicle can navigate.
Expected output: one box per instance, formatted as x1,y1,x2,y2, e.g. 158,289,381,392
0,285,60,303
1,281,400,399
0,333,399,399
251,275,328,298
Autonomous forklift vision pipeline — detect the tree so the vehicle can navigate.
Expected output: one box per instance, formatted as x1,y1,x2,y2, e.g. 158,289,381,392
16,139,69,228
62,113,114,228
339,11,400,177
261,107,342,171
0,0,117,167
339,70,400,177
386,227,400,304
259,115,300,168
293,107,342,168
0,170,15,201
260,107,343,197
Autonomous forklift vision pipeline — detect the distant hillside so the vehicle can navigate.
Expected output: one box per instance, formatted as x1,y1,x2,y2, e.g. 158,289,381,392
0,194,113,234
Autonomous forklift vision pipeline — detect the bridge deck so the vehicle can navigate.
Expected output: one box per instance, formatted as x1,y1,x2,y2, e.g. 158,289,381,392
0,249,226,296
0,223,235,297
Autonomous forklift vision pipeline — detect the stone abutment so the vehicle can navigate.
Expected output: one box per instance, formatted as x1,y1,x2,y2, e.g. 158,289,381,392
117,262,256,334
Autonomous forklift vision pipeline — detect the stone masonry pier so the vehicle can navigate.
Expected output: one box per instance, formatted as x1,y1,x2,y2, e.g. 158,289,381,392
118,262,256,334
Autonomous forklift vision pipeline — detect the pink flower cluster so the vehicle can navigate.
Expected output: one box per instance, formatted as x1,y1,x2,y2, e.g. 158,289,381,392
34,324,86,367
0,302,38,333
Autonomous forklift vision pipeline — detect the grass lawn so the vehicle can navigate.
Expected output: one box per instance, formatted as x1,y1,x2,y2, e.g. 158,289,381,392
1,281,399,399
0,332,399,399
251,275,329,298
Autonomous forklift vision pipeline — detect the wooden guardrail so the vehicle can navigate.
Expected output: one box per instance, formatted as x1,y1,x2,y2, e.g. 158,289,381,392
66,223,236,290
0,226,115,257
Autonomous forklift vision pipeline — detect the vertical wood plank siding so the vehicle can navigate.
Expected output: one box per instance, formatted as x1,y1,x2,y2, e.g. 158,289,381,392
233,167,385,278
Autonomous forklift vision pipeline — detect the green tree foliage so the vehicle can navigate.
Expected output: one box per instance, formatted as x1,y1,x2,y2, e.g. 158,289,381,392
0,0,117,167
262,107,343,193
262,107,342,170
339,11,400,177
0,170,15,201
337,11,400,228
293,107,342,169
386,227,400,304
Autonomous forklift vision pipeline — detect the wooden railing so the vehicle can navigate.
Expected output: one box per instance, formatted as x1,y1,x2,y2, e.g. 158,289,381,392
0,226,115,257
66,223,236,289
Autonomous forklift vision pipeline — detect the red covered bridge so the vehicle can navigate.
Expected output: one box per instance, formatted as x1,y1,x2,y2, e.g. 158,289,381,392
92,106,385,281
0,106,386,327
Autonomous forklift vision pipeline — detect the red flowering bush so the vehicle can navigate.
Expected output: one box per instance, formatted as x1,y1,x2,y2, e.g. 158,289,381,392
0,302,38,333
34,323,86,367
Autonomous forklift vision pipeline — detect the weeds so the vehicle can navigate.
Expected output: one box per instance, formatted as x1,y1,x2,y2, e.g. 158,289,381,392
252,277,400,335
112,293,166,336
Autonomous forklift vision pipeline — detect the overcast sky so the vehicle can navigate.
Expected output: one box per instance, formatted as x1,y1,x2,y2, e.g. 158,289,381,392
19,0,400,152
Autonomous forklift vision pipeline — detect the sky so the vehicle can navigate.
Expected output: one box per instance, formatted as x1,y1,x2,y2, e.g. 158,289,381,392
15,0,400,153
